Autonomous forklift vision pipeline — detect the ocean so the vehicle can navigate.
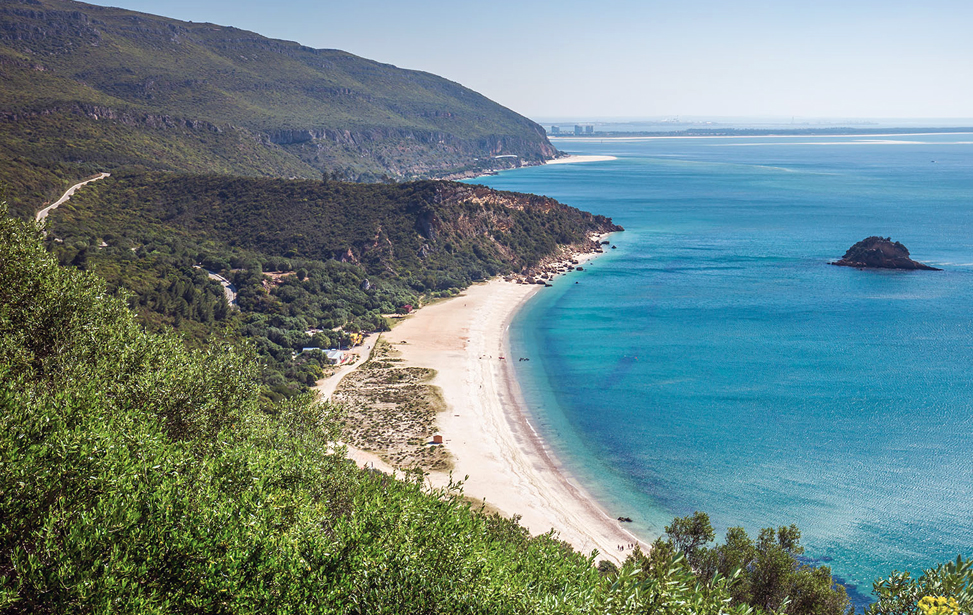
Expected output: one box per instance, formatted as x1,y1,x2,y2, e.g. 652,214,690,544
466,134,973,606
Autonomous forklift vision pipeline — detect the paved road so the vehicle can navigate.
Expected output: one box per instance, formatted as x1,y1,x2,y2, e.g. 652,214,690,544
36,173,111,222
196,267,238,308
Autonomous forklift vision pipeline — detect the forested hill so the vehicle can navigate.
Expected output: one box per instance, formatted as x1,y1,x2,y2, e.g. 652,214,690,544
53,173,619,283
46,173,620,399
0,0,557,210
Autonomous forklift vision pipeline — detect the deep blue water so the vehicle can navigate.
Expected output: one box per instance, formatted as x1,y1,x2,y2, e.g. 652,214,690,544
466,134,973,606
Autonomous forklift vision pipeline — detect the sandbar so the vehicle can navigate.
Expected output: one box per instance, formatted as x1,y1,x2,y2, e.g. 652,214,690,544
546,154,618,165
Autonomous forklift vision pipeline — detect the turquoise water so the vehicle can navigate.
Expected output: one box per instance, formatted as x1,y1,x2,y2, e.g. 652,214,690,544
467,134,973,605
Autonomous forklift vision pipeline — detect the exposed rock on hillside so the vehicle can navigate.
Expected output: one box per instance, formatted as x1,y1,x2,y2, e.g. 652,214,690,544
831,237,941,270
0,0,559,205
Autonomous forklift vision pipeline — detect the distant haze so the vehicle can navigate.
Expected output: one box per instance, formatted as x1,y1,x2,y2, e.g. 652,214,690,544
89,0,973,121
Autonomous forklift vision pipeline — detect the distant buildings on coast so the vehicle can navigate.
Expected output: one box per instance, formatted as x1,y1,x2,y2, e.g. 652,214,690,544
549,124,593,135
544,117,941,138
544,119,943,139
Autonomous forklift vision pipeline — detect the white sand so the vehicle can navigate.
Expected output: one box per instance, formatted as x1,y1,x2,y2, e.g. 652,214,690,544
384,267,646,563
546,154,618,165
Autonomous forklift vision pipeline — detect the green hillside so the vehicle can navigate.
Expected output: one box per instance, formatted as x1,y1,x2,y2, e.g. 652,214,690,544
0,0,557,213
44,172,620,399
53,173,611,276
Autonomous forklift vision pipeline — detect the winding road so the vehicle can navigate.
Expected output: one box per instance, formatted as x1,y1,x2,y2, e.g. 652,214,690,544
195,267,238,308
35,173,111,222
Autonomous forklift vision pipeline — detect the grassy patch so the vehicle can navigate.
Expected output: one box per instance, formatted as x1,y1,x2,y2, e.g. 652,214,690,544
334,339,451,471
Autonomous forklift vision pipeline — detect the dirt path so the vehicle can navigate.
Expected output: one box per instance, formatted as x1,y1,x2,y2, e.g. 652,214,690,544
36,173,111,222
312,333,400,474
343,445,398,475
312,332,380,402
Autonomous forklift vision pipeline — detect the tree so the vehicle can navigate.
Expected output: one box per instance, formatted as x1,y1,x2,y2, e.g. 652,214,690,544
713,526,757,603
666,510,715,569
70,246,88,270
654,513,852,615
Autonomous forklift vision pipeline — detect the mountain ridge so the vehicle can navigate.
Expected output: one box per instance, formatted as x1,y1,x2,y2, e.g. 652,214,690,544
0,0,557,212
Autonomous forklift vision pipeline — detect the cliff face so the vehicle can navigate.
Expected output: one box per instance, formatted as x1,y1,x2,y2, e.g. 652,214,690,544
416,183,622,268
831,237,941,271
278,127,557,181
0,0,558,184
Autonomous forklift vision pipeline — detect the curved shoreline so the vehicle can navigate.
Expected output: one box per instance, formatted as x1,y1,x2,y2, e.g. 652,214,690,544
383,244,648,564
494,286,650,560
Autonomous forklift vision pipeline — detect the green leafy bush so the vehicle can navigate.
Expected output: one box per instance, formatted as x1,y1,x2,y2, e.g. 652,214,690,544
633,512,853,615
868,557,972,615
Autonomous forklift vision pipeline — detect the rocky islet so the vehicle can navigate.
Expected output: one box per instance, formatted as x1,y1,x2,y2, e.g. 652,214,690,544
831,236,941,271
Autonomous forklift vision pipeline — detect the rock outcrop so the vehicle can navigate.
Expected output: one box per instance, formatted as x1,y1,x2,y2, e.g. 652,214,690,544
831,237,941,270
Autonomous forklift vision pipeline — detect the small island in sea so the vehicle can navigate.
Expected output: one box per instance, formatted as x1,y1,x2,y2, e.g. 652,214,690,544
831,236,942,270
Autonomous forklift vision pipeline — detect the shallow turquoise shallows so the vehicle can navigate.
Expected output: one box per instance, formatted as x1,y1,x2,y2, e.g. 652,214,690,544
466,134,973,607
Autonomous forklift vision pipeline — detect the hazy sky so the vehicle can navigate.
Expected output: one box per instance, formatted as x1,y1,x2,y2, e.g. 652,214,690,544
87,0,973,121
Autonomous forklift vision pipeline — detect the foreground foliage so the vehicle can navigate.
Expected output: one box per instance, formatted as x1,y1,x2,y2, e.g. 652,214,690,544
631,512,853,615
868,557,972,615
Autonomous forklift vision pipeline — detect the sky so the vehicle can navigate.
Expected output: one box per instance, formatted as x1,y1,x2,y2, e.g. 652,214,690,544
86,0,973,121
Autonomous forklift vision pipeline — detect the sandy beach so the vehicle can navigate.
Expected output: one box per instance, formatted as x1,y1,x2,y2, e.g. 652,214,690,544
546,154,618,165
381,246,646,563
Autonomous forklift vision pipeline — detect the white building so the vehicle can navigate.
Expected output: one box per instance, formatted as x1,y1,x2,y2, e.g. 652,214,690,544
325,349,347,364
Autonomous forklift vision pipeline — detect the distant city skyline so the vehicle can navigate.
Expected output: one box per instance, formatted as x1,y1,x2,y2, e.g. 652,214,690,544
87,0,973,121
